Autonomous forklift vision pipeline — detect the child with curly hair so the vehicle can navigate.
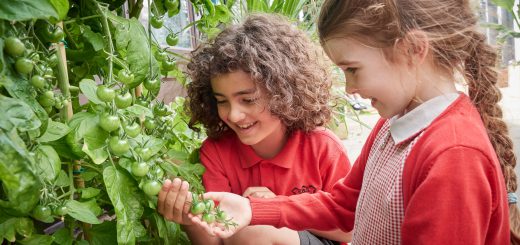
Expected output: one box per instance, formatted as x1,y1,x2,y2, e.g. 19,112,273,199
157,13,352,245
186,0,519,244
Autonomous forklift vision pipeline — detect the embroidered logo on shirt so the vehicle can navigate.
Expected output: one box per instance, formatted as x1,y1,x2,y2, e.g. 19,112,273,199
292,185,317,194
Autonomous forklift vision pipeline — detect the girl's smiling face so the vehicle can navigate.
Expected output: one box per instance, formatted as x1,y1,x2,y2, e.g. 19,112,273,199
324,38,419,119
211,70,287,158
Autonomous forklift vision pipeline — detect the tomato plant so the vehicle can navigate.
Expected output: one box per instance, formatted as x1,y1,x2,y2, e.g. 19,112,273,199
0,0,236,243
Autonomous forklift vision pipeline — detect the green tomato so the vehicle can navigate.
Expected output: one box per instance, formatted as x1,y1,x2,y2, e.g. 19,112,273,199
136,147,153,161
96,85,116,102
143,180,162,196
38,90,55,107
191,202,206,215
15,58,34,74
44,67,54,76
165,0,179,11
109,136,130,156
202,213,216,224
135,97,150,107
144,78,161,93
166,33,179,46
117,69,135,85
99,114,120,132
161,58,176,71
143,117,157,130
53,205,68,216
31,75,46,89
4,37,25,57
32,205,52,222
216,210,227,222
153,167,164,179
153,104,171,116
47,53,59,68
115,92,133,109
49,27,65,43
124,122,141,138
131,161,149,177
150,15,164,29
204,199,215,211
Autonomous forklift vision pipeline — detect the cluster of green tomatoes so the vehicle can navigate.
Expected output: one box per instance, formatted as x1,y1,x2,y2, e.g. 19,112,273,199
190,194,237,229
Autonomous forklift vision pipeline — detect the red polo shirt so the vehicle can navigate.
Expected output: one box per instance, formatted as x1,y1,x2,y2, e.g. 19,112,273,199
200,128,351,196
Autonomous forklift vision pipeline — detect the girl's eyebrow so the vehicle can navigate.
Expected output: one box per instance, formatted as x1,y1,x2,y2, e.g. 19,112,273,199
337,60,359,66
213,88,257,97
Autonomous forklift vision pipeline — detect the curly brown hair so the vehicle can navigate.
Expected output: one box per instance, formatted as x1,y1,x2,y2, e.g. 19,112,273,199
185,13,332,139
318,0,519,242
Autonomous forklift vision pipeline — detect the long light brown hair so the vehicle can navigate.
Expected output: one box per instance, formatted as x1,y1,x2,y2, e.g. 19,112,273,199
318,0,519,243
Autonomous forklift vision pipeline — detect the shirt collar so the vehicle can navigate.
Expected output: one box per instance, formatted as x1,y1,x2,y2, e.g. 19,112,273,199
389,93,460,144
237,131,301,169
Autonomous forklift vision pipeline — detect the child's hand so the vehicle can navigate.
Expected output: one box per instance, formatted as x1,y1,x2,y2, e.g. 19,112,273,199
189,192,251,238
157,178,193,225
242,186,276,198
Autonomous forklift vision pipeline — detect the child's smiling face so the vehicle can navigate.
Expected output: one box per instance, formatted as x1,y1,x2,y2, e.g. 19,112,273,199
324,37,419,119
211,70,287,157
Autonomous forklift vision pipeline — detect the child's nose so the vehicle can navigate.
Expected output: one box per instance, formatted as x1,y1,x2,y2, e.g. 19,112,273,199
346,85,359,95
228,106,246,123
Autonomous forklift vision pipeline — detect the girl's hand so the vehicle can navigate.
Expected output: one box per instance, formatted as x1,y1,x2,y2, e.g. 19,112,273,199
242,186,276,198
157,178,193,225
189,192,252,238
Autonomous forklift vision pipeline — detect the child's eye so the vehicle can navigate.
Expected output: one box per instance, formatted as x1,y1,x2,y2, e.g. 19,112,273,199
243,98,258,104
215,99,227,105
345,67,357,74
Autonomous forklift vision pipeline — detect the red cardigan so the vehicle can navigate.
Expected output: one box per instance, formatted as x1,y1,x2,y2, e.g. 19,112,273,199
250,94,510,244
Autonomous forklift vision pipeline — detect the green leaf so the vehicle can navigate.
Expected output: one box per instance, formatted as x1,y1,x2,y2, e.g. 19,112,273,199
37,120,70,143
0,217,34,242
153,213,180,244
0,95,41,132
18,234,54,245
69,112,97,139
79,79,103,104
125,104,153,117
83,120,109,150
79,187,101,199
491,0,515,12
178,162,206,176
82,198,103,216
65,200,101,224
142,135,166,156
109,13,160,88
82,143,108,165
0,131,41,216
103,166,146,244
0,0,61,21
49,0,69,20
35,145,61,182
52,227,73,245
89,221,118,245
83,26,105,52
3,75,48,134
54,170,70,187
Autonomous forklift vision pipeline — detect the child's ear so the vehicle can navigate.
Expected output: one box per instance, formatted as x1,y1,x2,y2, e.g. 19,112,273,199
397,30,430,66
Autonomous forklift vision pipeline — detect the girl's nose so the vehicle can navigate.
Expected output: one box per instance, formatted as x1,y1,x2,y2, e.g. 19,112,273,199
346,85,359,95
228,105,246,123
